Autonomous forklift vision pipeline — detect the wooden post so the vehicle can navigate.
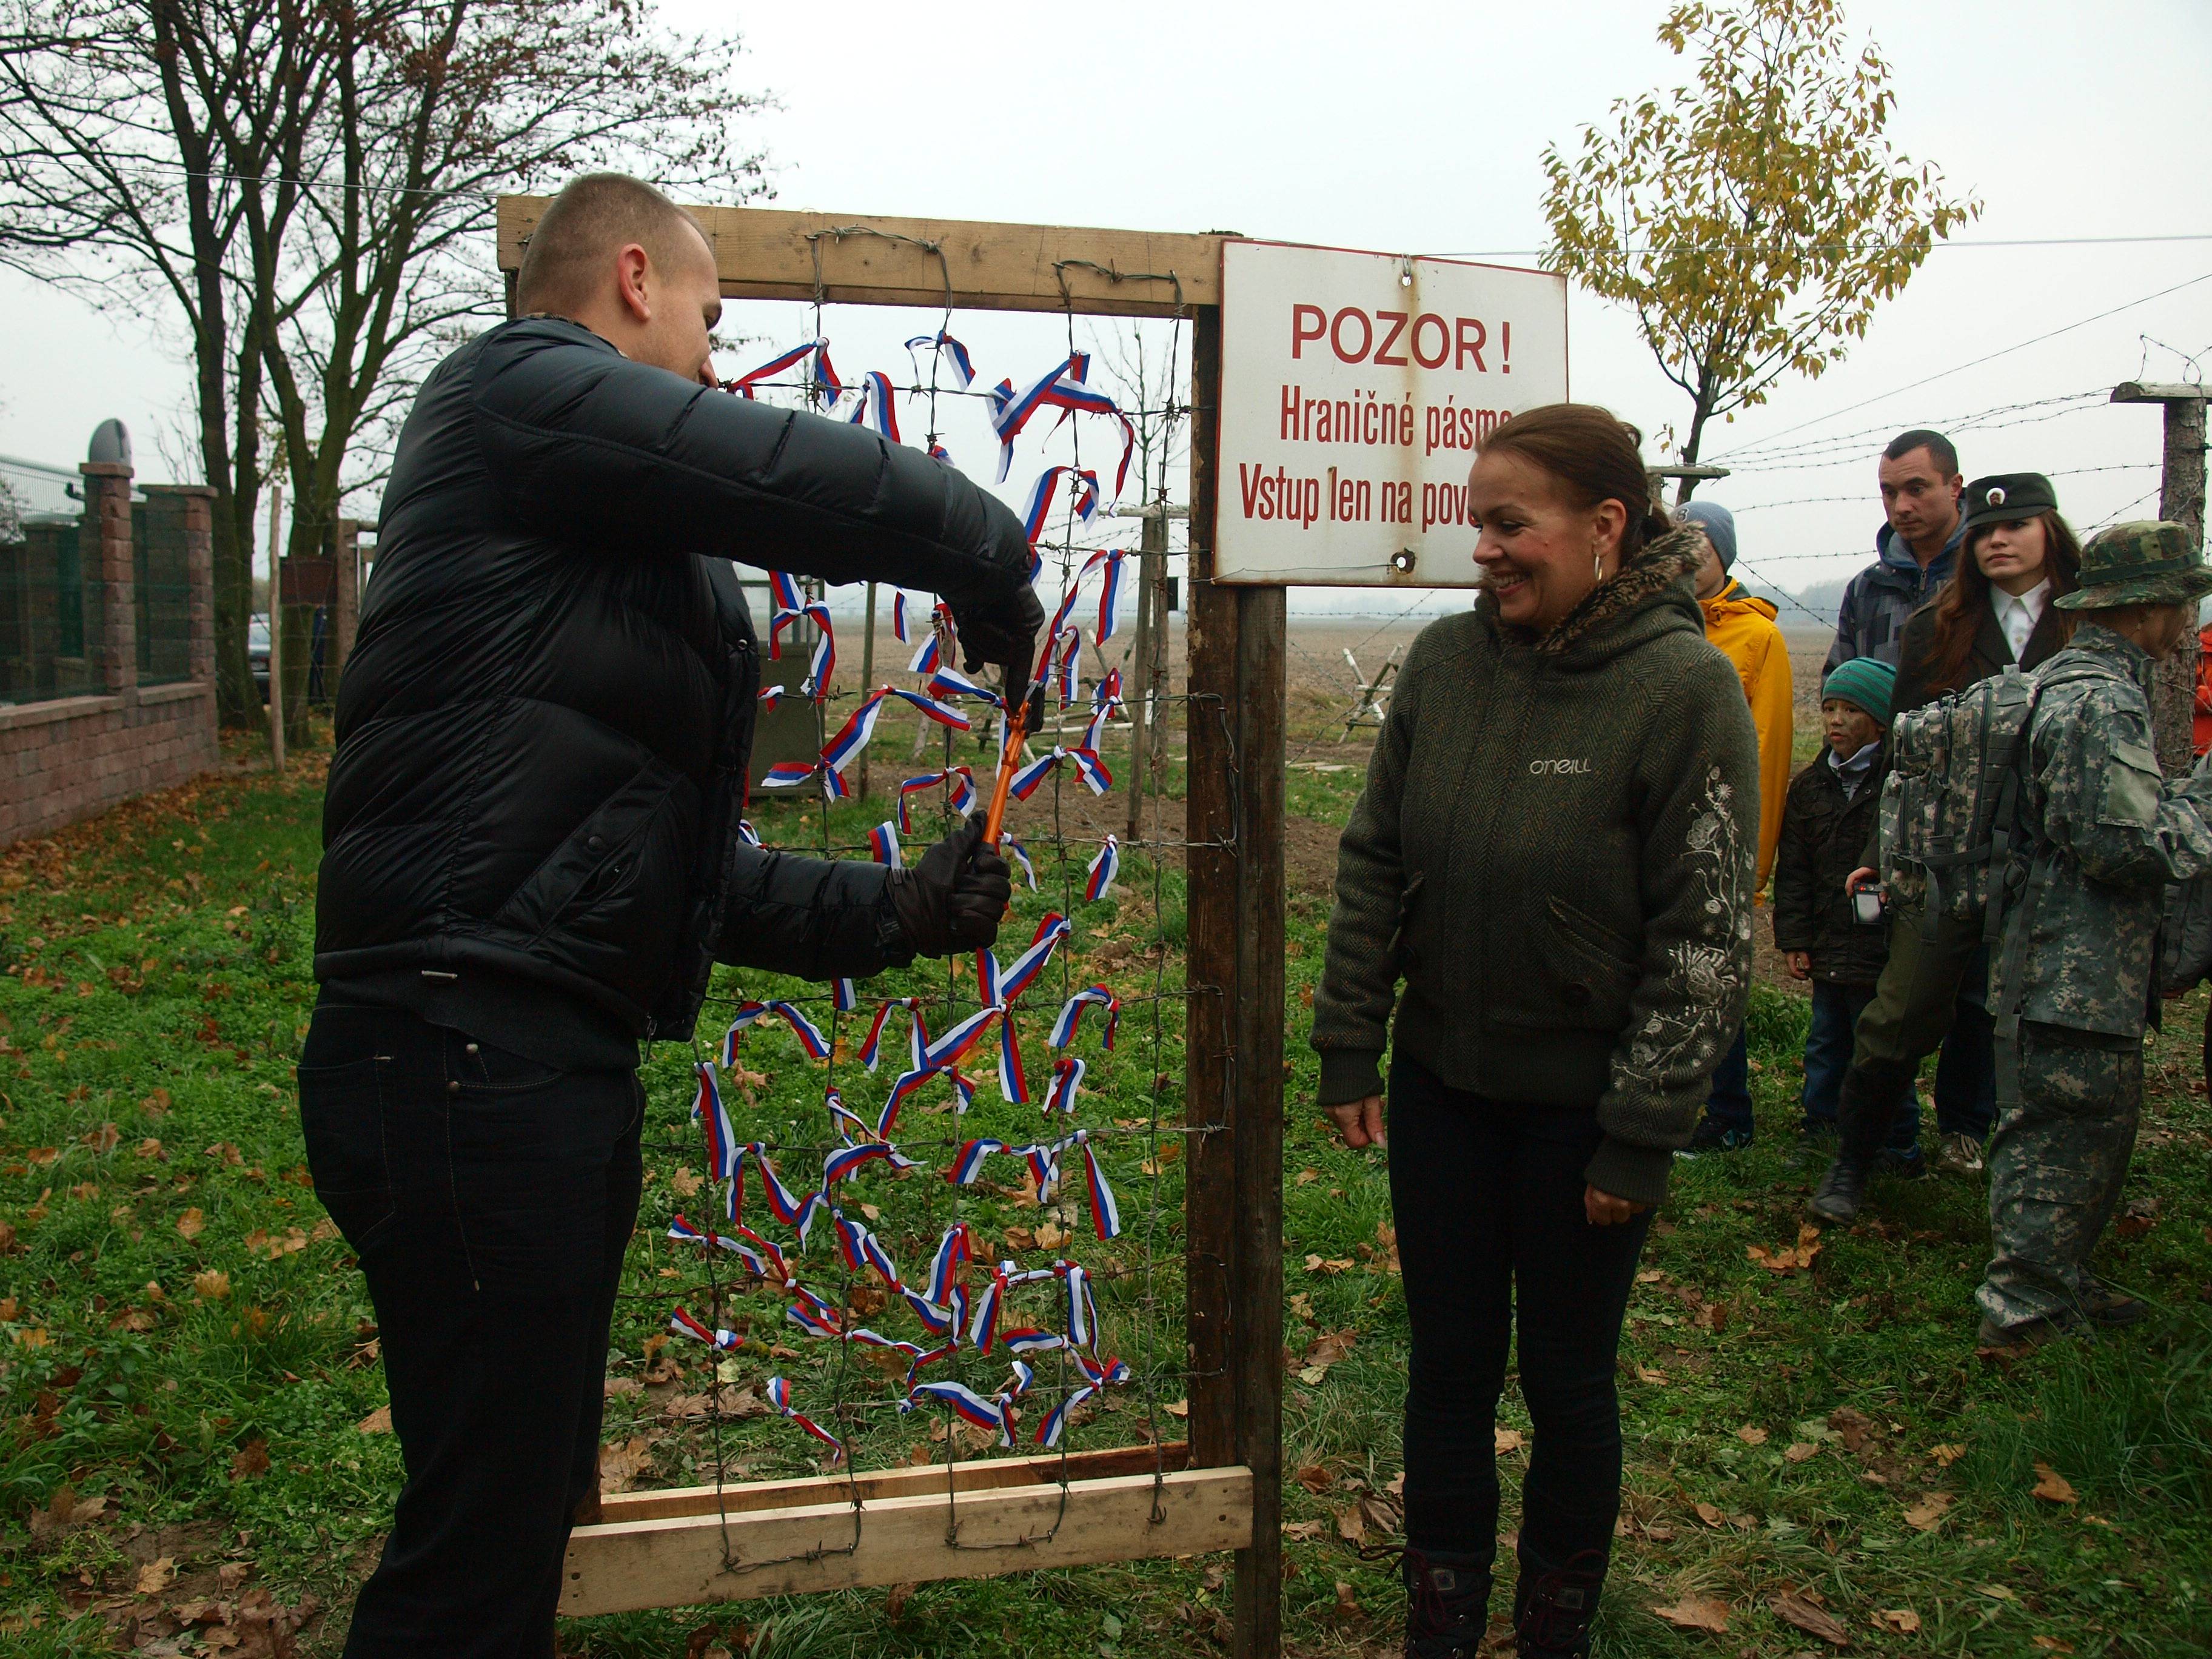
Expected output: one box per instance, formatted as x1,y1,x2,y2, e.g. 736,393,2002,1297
2111,382,2211,774
266,482,285,774
1184,305,1284,1659
859,581,878,797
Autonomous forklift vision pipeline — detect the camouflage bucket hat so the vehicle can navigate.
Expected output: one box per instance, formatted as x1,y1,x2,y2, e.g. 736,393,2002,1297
2055,520,2212,610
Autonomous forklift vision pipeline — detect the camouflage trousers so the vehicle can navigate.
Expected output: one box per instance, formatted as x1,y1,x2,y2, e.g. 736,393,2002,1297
1975,1022,2141,1334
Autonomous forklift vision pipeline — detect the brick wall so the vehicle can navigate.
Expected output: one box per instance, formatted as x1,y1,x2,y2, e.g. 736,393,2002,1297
0,470,220,847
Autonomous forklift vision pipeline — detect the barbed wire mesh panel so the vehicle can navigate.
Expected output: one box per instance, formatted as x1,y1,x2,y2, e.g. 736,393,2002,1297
495,205,1282,1654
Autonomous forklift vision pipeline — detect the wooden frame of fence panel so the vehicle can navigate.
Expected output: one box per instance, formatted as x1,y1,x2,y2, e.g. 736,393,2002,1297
498,201,1286,1658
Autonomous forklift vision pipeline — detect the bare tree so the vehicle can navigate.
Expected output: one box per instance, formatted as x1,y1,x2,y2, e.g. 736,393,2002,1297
0,0,765,733
0,0,311,723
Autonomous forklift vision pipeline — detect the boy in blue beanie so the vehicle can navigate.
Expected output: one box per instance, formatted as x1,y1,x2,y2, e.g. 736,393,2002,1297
1771,659,1923,1158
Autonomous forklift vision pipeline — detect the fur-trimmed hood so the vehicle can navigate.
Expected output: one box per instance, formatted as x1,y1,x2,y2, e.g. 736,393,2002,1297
1483,526,1708,661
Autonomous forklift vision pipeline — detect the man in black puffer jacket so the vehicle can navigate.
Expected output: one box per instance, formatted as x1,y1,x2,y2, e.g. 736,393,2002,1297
300,174,1041,1657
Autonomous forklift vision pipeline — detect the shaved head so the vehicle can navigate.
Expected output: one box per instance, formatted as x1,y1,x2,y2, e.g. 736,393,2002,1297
515,173,712,317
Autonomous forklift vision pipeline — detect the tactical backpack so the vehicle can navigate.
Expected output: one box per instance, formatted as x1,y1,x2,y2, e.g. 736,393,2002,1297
1876,662,2099,943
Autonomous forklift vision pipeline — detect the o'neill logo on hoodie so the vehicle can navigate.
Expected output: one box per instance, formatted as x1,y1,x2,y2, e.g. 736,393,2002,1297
1527,758,1592,776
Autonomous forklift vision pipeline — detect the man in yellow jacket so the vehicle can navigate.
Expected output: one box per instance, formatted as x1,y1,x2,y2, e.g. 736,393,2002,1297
1677,499,1794,1151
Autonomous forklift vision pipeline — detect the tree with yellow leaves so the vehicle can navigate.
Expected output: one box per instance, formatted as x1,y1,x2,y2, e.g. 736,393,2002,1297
1541,0,1979,498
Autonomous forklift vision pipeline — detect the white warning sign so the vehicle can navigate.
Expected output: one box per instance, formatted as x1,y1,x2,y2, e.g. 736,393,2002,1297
1213,239,1568,586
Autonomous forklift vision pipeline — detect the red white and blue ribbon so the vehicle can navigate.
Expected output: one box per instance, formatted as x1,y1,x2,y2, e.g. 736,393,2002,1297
785,1285,843,1339
822,1138,920,1192
1085,835,1120,901
867,821,901,869
904,330,976,391
757,685,784,712
669,1213,790,1284
879,1061,977,1131
1090,550,1127,644
1050,626,1082,708
669,1306,743,1352
731,1143,824,1242
1084,671,1123,752
1044,1054,1086,1117
903,1379,1014,1447
737,818,764,848
832,1210,905,1287
1010,745,1111,800
1082,1139,1123,1239
924,1223,973,1306
823,687,972,783
723,1000,832,1067
1050,985,1122,1051
859,997,930,1074
1019,466,1101,544
1035,1352,1130,1448
984,353,1136,500
845,370,900,441
994,913,1072,1005
891,591,910,643
726,340,836,401
948,1137,1006,1186
765,1376,845,1461
897,766,976,833
1063,1261,1099,1349
996,1014,1029,1106
1001,834,1037,891
925,665,1001,708
758,759,820,792
692,1062,740,1184
907,631,942,675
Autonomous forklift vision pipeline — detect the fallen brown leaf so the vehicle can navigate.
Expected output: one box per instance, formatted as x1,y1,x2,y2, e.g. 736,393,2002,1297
597,1435,660,1495
1874,1607,1922,1634
1771,1589,1851,1646
1281,1518,1326,1541
1930,1442,1967,1466
1903,1492,1954,1530
1737,1426,1769,1446
136,1557,176,1595
176,1207,206,1241
193,1269,230,1301
1651,1596,1729,1634
1694,1501,1724,1527
1331,1580,1361,1621
1295,1464,1333,1495
1494,1427,1524,1455
2029,1638,2075,1653
1333,1502,1366,1544
1785,1441,1819,1463
358,1406,393,1433
229,1439,270,1481
2032,1462,2077,1504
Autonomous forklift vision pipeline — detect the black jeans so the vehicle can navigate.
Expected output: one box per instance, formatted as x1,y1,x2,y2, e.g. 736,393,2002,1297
1386,1056,1651,1592
299,1003,643,1659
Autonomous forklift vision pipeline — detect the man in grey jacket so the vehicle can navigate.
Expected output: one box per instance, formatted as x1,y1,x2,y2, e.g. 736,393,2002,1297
1825,429,1967,672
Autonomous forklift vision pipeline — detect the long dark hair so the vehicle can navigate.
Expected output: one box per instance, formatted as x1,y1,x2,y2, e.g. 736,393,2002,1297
1478,404,1674,558
1919,511,2083,697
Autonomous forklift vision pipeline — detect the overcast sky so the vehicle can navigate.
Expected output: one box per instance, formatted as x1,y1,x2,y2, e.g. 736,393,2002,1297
3,0,2207,626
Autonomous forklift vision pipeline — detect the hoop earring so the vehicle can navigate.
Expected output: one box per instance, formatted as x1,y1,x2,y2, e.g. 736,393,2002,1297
1592,546,1604,583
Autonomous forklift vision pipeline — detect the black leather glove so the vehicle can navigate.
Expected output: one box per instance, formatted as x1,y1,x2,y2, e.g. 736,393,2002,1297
947,579,1044,679
886,818,1013,957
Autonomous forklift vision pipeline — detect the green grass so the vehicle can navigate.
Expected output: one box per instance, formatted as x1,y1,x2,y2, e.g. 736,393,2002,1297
0,739,2207,1655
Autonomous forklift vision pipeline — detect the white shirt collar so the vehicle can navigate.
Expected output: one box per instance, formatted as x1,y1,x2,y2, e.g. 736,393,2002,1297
1992,578,2050,660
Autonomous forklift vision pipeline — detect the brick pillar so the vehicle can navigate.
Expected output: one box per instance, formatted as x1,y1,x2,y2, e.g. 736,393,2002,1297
79,460,136,695
144,484,216,685
330,517,361,685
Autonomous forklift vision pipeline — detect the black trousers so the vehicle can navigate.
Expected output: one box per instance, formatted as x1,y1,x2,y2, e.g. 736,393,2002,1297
1386,1056,1651,1590
299,1003,643,1659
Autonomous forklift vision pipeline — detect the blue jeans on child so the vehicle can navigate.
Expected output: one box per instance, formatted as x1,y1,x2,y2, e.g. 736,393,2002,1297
1806,981,1919,1148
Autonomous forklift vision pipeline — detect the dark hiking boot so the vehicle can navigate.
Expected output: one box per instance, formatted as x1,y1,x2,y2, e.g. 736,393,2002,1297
1976,1312,2088,1353
1806,1156,1870,1224
1875,1144,1929,1180
2079,1275,2149,1327
1681,1118,1753,1155
1396,1548,1490,1659
1513,1550,1606,1658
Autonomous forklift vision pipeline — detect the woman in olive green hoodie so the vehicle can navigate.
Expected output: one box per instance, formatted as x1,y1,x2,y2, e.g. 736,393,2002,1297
1311,404,1758,1659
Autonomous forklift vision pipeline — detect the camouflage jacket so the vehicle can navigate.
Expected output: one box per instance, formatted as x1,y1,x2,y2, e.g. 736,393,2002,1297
1992,625,2212,1039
